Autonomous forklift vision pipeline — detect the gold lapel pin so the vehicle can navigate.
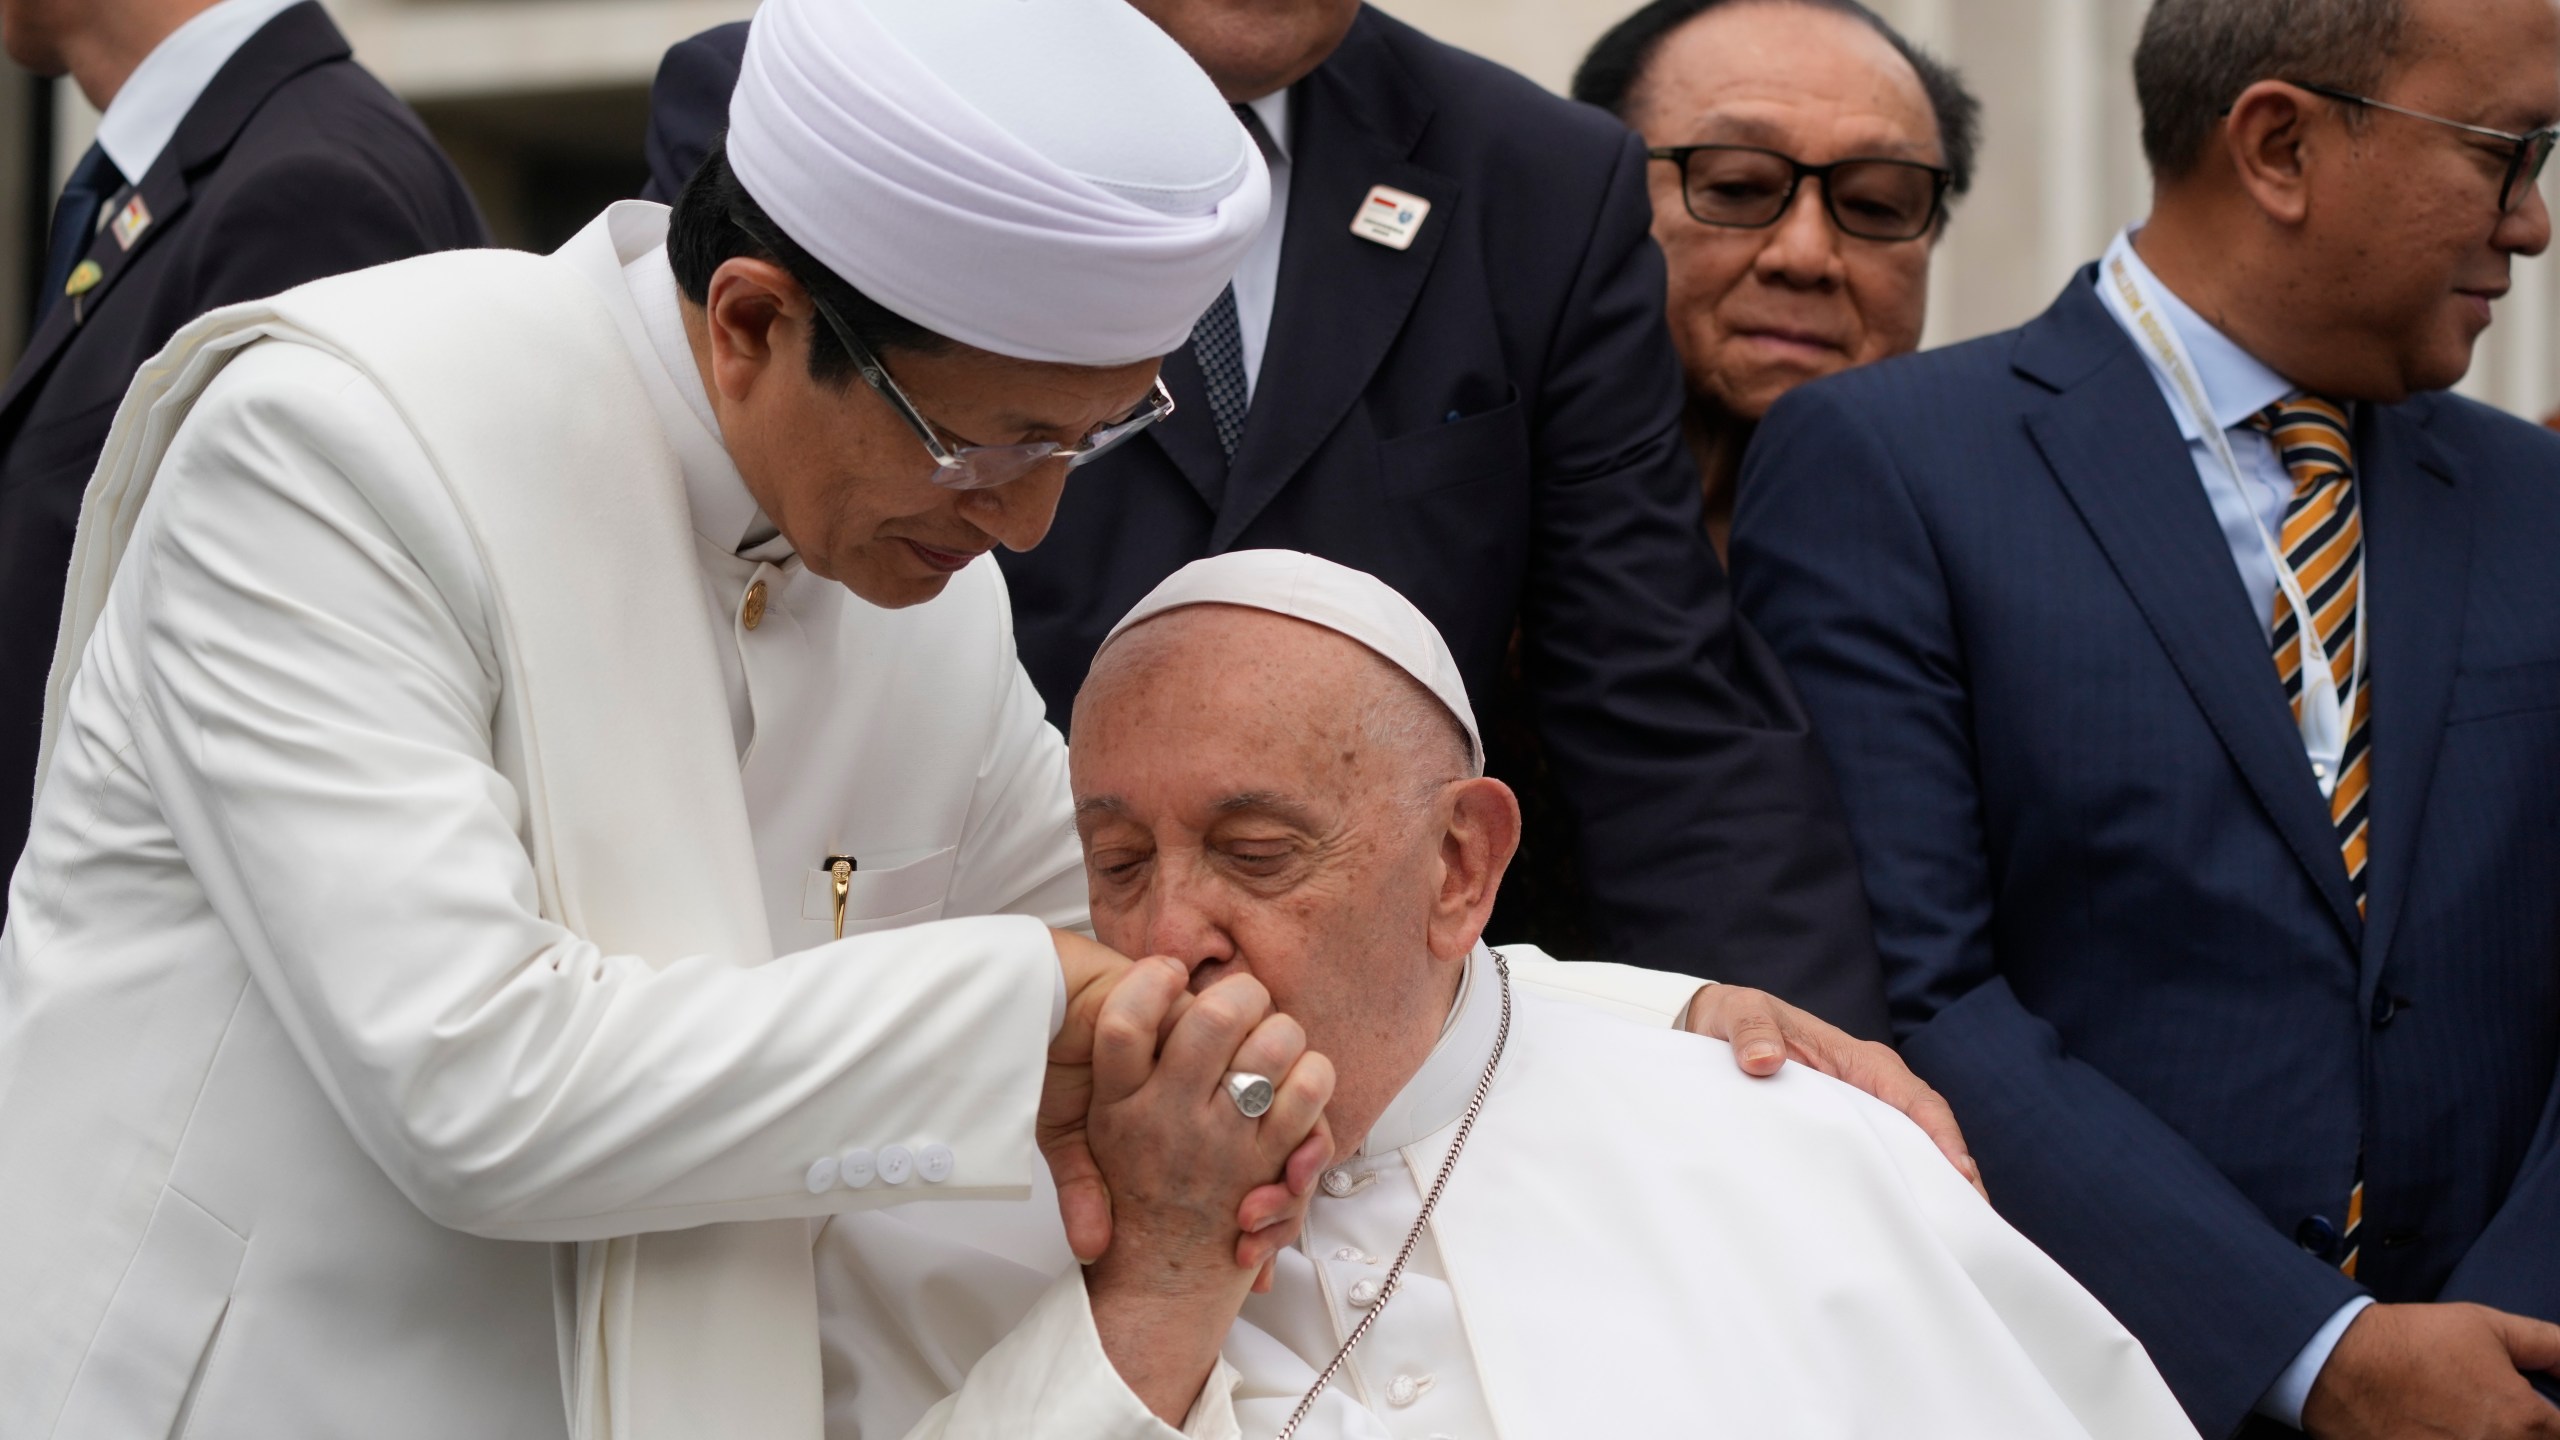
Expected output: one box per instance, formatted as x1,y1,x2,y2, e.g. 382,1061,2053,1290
64,259,103,325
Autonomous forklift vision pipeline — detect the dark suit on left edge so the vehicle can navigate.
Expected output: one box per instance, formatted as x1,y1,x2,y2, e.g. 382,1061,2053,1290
1734,270,2560,1436
0,1,489,907
638,8,1891,1031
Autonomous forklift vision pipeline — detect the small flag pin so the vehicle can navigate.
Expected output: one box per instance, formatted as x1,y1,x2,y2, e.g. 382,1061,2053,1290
1350,184,1431,251
110,195,152,251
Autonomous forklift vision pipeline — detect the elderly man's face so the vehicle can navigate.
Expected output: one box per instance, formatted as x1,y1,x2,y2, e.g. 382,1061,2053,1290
692,257,1159,609
1632,1,1942,421
1069,607,1512,1150
2281,0,2559,398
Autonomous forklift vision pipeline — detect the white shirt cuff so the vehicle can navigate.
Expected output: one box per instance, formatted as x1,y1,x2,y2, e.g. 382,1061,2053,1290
2256,1295,2374,1427
1051,964,1068,1041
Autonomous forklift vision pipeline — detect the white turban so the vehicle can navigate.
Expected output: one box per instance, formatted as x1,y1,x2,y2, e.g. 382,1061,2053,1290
727,0,1268,366
1101,550,1487,775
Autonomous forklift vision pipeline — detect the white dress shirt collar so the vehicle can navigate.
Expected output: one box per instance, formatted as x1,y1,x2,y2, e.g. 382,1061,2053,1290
568,201,781,557
1361,944,1501,1157
2106,228,2297,440
93,0,306,184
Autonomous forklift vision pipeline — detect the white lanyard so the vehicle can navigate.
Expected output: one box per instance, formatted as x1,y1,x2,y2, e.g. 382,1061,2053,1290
2096,235,2364,796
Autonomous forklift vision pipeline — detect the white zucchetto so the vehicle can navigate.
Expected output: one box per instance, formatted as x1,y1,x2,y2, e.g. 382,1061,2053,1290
1101,550,1487,775
726,0,1269,366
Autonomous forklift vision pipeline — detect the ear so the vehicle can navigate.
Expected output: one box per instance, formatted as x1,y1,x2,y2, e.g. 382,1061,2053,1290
701,256,811,404
1425,777,1522,962
2221,79,2322,226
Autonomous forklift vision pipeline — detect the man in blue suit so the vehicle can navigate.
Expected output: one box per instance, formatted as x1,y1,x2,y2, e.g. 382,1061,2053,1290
1734,0,2560,1435
635,0,1894,1033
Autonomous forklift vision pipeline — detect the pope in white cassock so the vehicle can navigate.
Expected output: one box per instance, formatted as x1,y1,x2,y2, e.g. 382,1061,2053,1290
886,550,2205,1440
0,0,1984,1437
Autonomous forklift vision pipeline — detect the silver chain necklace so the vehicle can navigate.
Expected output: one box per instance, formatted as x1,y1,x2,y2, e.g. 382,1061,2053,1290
1272,949,1512,1440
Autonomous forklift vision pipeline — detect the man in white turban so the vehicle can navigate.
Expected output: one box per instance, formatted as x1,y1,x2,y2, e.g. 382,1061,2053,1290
0,2,1975,1437
886,550,2204,1440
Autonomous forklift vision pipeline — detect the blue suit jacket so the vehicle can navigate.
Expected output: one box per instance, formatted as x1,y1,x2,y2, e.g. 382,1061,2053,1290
637,8,1888,1027
1733,270,2560,1436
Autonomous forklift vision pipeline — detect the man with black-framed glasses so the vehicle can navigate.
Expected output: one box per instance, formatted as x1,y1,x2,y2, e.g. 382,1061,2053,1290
1575,0,1979,560
1730,0,2560,1436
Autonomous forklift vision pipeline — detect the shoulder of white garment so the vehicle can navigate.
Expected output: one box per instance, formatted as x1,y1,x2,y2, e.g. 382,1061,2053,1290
140,338,502,675
1499,943,1705,1027
1411,991,2200,1440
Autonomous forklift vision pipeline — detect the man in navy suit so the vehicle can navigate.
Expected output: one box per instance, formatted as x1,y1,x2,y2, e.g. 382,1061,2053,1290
0,0,487,915
637,0,1892,1033
1734,0,2560,1434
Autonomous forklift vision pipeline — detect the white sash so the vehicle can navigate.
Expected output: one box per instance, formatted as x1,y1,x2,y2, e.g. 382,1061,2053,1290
2095,233,2365,794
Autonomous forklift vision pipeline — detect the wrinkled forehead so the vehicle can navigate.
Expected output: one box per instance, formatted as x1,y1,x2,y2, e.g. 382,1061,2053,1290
1081,605,1390,731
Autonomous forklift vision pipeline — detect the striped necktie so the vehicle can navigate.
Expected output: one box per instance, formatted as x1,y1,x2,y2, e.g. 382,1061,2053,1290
2250,396,2370,916
2253,396,2369,1280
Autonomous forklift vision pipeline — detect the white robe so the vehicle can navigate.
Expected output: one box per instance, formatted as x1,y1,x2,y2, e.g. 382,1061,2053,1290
0,204,1080,1440
909,947,2203,1440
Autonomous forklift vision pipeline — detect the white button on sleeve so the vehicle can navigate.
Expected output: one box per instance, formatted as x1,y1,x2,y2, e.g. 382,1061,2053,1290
919,1143,955,1183
878,1144,915,1184
839,1147,876,1188
804,1156,839,1194
1347,1278,1380,1307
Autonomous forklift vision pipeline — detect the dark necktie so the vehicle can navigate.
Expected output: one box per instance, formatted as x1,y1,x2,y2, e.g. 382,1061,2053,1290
1196,103,1284,465
39,144,126,326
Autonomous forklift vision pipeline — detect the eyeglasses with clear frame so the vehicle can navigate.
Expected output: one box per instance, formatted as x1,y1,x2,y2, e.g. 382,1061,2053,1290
1645,144,1952,242
2288,81,2559,214
732,218,1177,491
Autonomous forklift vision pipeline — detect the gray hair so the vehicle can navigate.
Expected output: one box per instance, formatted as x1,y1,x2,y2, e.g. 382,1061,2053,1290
2134,0,2409,178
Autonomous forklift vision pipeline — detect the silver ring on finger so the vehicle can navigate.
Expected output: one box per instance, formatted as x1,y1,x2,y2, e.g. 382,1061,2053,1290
1225,1071,1276,1118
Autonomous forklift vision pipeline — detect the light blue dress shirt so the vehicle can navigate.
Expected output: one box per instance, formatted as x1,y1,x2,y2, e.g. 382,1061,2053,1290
2096,231,2376,1427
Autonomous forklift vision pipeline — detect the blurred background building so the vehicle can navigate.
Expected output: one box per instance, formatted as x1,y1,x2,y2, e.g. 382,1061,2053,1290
3,0,2556,418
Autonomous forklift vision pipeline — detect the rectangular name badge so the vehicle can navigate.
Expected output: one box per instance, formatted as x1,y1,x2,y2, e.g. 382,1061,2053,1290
110,195,151,251
1351,185,1431,251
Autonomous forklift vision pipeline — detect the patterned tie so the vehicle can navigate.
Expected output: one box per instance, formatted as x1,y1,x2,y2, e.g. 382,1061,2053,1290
2250,396,2370,915
2252,395,2370,1279
1194,103,1280,468
1196,283,1248,460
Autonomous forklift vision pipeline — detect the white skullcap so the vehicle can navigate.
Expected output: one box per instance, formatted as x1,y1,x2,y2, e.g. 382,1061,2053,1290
727,0,1269,366
1100,550,1486,775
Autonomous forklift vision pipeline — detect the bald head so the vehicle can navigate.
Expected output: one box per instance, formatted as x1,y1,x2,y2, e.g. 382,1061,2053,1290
1069,604,1520,1154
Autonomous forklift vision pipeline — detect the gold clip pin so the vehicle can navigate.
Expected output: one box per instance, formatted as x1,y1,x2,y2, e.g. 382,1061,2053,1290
827,855,857,939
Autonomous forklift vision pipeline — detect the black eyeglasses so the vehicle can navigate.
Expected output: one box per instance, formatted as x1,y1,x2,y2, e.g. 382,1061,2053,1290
731,217,1175,491
2290,81,2558,214
1646,144,1951,242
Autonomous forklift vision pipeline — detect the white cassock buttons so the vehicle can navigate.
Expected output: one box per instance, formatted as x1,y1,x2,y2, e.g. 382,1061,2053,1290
919,1143,955,1183
1332,1247,1363,1262
878,1144,915,1184
1386,1375,1421,1407
1321,1168,1356,1198
1347,1279,1380,1308
805,1156,840,1194
840,1148,876,1188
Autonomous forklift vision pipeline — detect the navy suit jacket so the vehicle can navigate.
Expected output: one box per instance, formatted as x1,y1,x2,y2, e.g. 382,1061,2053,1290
639,8,1888,1027
0,2,487,908
1733,270,2560,1437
